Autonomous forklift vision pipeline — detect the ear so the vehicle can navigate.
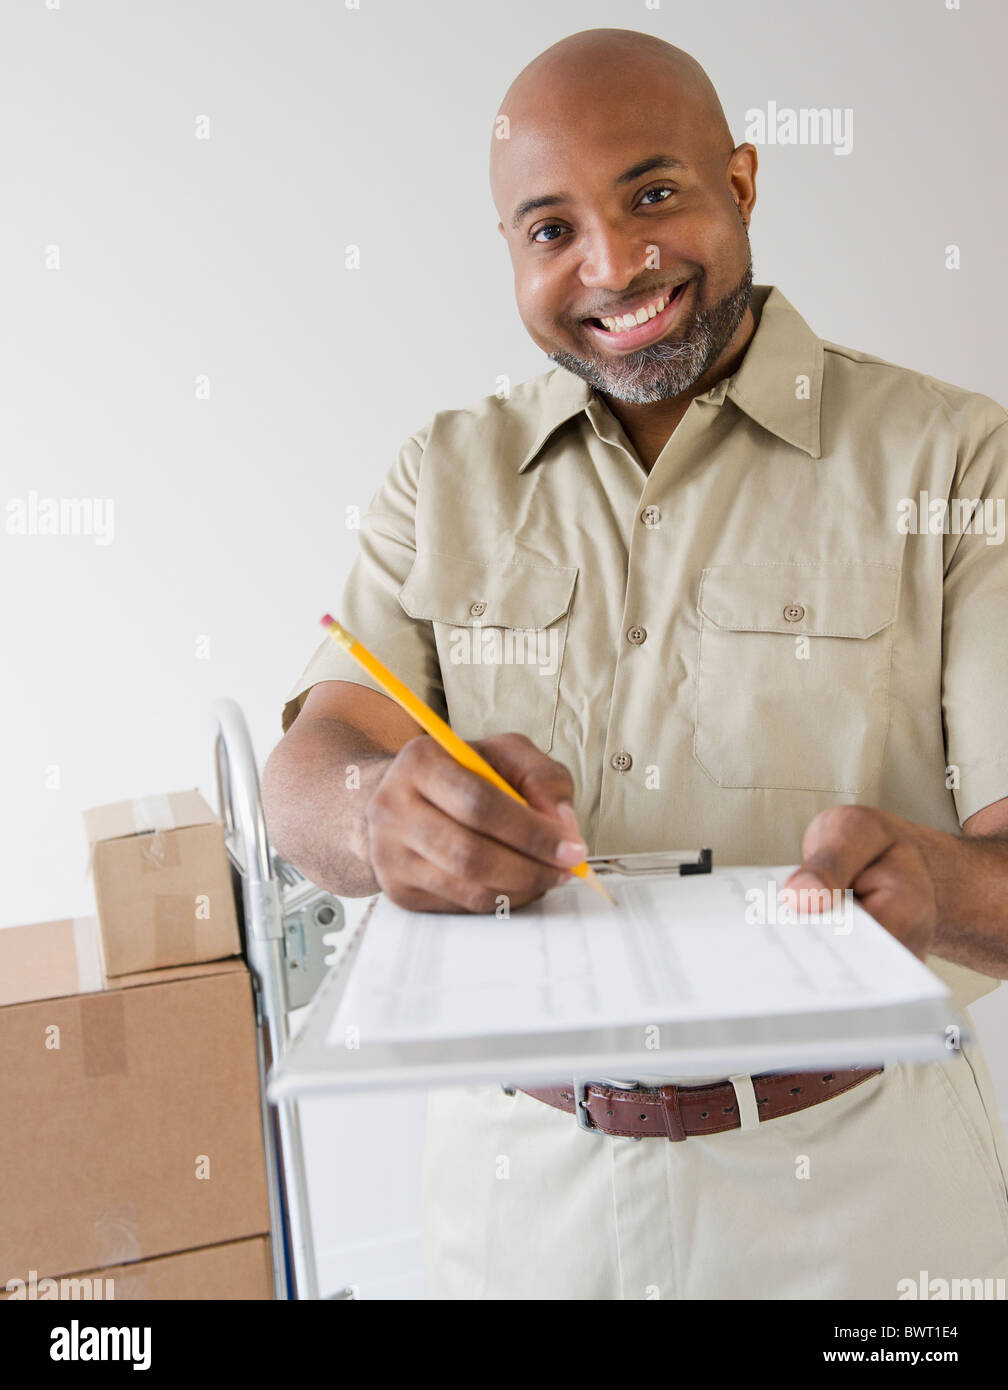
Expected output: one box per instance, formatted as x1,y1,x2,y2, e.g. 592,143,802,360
497,221,507,239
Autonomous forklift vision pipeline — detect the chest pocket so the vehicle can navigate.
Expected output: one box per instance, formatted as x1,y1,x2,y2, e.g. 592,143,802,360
693,562,900,792
399,551,578,752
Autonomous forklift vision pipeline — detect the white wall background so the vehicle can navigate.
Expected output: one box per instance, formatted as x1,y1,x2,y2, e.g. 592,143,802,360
2,0,1006,1298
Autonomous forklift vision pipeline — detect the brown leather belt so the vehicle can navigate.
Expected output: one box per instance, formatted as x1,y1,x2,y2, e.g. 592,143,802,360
520,1065,883,1141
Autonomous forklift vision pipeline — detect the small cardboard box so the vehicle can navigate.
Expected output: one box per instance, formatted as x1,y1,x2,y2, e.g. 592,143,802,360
82,788,241,976
0,917,271,1288
3,1235,273,1301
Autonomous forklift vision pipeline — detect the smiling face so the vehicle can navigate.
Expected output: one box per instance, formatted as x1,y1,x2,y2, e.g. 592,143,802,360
491,33,758,406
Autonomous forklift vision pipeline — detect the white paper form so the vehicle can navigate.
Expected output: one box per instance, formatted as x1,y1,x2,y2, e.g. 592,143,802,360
325,866,948,1047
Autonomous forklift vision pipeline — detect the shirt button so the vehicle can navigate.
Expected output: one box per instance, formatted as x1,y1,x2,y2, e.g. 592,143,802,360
469,601,487,617
610,751,633,773
627,625,647,645
783,603,805,623
641,506,661,528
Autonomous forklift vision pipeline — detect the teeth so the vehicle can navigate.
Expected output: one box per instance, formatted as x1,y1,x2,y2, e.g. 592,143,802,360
599,290,673,334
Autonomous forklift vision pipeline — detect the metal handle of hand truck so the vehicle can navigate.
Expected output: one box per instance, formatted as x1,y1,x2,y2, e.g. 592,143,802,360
210,697,319,1301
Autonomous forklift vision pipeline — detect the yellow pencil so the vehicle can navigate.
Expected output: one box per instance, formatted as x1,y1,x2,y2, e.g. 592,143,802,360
319,614,613,904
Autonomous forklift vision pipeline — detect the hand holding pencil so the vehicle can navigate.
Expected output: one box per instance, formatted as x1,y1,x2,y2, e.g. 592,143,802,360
320,614,613,907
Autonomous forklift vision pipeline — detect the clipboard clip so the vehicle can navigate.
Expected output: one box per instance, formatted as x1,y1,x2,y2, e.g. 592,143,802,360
584,848,712,877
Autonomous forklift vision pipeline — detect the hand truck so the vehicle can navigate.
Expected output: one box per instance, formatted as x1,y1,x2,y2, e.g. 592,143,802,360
210,697,347,1300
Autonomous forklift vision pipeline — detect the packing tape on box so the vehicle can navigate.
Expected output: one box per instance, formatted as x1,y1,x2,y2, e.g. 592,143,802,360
137,830,181,872
83,799,180,880
132,795,180,874
92,1206,142,1268
78,992,128,1078
72,917,105,995
153,894,198,964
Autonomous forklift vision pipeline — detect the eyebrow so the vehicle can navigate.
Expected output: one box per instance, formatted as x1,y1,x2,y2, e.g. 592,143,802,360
510,155,689,230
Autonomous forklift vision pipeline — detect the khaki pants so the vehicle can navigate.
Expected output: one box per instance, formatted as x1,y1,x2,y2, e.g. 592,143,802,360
420,1030,1008,1299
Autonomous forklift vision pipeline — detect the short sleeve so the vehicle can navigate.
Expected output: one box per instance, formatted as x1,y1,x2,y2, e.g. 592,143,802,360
280,430,446,735
941,415,1008,823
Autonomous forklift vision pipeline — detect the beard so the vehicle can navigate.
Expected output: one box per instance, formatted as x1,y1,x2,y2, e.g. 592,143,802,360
547,240,754,407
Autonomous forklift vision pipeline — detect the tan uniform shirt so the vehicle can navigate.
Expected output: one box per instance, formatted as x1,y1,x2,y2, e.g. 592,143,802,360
282,283,1008,1015
281,285,1008,1298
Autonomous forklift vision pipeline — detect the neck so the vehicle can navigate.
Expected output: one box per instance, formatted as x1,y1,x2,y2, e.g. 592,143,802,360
600,302,757,474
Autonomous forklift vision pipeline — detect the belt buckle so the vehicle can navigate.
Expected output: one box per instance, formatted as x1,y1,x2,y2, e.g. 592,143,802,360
573,1076,643,1139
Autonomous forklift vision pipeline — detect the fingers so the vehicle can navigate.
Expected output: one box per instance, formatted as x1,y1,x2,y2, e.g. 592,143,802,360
400,735,587,868
782,806,936,959
370,791,572,913
375,847,569,915
783,806,896,909
848,843,936,960
364,733,586,914
468,732,576,817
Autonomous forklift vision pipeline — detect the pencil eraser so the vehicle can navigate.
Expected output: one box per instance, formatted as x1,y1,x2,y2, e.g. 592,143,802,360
320,613,335,628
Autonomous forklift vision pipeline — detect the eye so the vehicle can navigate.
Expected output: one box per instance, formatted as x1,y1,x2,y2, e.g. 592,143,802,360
528,186,677,244
530,222,567,244
639,185,676,205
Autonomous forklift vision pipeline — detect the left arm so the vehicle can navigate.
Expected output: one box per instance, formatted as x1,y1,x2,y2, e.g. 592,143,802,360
782,797,1008,976
785,415,1008,974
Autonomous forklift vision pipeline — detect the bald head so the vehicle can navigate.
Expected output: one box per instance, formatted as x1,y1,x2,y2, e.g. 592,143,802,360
490,29,734,214
488,28,757,409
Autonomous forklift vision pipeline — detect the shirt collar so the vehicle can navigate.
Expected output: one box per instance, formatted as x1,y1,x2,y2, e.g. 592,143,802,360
517,284,824,472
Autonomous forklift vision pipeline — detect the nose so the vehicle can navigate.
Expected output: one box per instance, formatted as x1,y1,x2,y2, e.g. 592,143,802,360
575,219,654,290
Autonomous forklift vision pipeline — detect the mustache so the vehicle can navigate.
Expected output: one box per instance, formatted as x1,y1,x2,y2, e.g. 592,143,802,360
548,257,754,406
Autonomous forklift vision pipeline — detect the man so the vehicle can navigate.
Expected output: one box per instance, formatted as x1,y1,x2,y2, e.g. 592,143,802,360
263,29,1008,1298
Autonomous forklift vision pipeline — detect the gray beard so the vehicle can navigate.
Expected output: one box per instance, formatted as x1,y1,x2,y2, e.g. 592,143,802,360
548,253,754,406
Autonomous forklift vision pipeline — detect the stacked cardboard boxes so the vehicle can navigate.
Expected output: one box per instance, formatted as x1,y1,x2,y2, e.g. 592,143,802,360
1,790,273,1300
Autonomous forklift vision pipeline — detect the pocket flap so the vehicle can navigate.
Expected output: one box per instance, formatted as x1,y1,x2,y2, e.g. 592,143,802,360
698,563,899,638
399,551,578,629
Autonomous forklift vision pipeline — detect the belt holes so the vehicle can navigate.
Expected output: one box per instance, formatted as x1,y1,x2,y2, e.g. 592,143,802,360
722,1105,734,1113
639,1113,648,1121
757,1097,769,1105
821,1073,834,1084
700,1110,708,1118
790,1086,803,1095
606,1109,614,1117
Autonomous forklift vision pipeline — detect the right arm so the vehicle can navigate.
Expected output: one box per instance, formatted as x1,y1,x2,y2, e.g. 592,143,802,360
261,680,589,910
262,680,417,897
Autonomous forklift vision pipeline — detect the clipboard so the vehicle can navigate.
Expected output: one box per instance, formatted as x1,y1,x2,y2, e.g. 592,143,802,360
587,848,712,876
266,859,958,1102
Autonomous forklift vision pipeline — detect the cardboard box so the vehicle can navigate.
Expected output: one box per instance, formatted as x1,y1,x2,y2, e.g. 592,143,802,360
82,788,241,976
0,918,271,1288
3,1235,273,1301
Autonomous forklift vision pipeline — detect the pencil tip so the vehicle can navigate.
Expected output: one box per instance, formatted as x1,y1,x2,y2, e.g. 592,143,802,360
585,867,615,904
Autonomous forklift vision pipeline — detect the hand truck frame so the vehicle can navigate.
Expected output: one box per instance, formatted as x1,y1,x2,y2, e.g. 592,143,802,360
210,697,347,1300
